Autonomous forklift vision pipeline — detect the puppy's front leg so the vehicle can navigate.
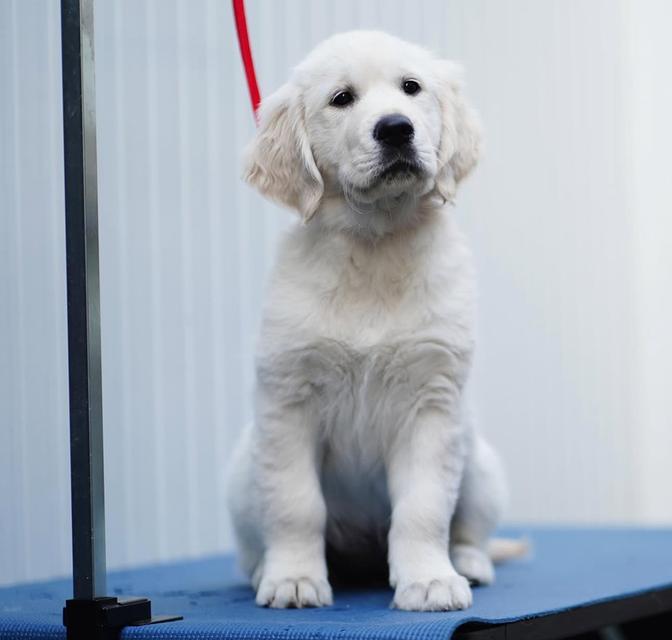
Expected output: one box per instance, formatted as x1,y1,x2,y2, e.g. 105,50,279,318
255,401,332,608
387,407,472,611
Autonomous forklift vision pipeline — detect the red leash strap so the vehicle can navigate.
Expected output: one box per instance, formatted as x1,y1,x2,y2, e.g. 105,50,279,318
232,0,261,121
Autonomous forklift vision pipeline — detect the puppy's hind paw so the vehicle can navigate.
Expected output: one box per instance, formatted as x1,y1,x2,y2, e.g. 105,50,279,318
256,576,333,609
393,573,472,611
451,544,495,586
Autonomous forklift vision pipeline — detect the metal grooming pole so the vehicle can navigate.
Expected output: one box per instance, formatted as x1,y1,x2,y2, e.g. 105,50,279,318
61,0,106,602
60,0,181,637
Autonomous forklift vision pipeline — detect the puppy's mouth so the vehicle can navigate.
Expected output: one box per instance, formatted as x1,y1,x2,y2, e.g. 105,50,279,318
377,158,423,182
341,152,428,203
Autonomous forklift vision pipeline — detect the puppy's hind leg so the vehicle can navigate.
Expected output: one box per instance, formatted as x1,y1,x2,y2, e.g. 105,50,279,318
450,434,507,586
226,423,265,586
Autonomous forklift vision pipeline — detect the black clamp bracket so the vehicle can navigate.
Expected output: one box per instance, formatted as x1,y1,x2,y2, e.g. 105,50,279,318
63,597,183,640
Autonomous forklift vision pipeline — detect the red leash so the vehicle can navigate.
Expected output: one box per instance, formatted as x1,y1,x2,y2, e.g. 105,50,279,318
232,0,261,121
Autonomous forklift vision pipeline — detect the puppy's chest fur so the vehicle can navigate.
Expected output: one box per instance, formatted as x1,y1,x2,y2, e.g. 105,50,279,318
256,212,475,539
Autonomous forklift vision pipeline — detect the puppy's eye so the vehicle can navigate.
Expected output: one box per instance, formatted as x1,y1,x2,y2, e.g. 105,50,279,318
402,79,421,96
330,90,355,107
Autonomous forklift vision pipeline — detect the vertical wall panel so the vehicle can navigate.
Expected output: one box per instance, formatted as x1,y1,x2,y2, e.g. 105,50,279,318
622,0,672,524
1,0,70,585
443,0,640,523
2,0,671,587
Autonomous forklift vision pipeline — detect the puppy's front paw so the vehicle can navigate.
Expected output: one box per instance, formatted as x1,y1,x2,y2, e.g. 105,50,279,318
256,575,333,608
393,573,472,611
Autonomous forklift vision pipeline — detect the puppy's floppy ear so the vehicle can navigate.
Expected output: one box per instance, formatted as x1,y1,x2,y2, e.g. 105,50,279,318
434,61,482,203
243,83,324,222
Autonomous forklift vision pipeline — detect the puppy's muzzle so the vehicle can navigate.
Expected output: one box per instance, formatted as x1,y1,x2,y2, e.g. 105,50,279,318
373,114,414,149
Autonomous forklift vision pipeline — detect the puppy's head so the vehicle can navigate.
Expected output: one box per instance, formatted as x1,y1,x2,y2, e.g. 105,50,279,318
244,31,480,230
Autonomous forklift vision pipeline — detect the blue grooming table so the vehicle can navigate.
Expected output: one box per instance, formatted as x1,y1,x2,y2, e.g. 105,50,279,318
2,528,672,640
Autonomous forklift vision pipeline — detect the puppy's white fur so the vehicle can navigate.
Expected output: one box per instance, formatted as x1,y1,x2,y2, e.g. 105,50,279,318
228,31,507,612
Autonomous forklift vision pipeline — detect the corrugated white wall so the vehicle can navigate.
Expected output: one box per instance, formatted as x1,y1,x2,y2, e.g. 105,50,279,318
1,0,71,586
621,0,672,523
2,0,671,587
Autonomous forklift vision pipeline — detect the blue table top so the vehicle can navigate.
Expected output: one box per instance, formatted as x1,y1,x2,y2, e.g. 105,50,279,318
2,528,672,640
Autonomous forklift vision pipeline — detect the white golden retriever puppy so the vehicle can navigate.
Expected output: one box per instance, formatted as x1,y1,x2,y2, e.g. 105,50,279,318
228,31,516,612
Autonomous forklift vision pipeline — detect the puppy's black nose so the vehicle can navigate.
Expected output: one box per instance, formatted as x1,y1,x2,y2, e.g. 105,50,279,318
373,114,414,148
